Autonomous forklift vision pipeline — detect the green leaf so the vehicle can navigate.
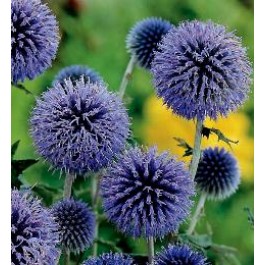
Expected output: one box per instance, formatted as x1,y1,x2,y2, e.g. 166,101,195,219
244,206,254,228
173,137,193,157
11,140,20,159
96,238,123,252
11,82,34,95
32,184,61,205
179,233,212,249
187,234,212,248
202,126,239,148
11,159,39,188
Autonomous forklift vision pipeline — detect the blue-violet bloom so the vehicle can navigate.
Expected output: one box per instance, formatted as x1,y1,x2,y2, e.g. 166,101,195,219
101,146,194,238
11,0,60,83
151,20,252,120
30,78,130,175
11,189,59,265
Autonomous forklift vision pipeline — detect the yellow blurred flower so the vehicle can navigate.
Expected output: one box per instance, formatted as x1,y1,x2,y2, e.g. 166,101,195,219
142,96,254,181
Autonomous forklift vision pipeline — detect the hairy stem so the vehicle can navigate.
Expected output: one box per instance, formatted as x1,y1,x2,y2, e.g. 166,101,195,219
189,119,204,180
63,173,75,199
92,174,100,256
147,236,155,264
187,193,207,235
119,56,136,99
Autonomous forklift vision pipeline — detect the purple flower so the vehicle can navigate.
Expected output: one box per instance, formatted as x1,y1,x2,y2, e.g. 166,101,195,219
11,189,59,265
30,78,130,175
154,244,209,265
11,0,60,84
82,252,134,265
126,17,172,69
151,20,252,120
195,147,240,200
101,147,194,238
53,65,103,87
51,199,96,253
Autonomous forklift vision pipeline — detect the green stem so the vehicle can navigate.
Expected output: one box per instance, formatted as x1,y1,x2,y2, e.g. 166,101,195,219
119,56,136,99
92,174,100,256
187,193,207,235
63,173,75,199
189,119,204,180
147,237,154,264
62,174,75,264
63,248,70,265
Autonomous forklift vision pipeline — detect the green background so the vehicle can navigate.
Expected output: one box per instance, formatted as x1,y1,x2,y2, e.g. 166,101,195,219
12,0,254,264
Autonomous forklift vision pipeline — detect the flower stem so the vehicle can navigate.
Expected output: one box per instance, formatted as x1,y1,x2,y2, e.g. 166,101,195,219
147,236,155,264
187,193,207,235
63,174,75,264
63,248,70,265
119,56,136,99
189,119,204,180
63,173,75,199
92,173,100,256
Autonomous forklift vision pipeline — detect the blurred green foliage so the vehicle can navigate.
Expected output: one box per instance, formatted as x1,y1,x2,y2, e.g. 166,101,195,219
11,0,253,264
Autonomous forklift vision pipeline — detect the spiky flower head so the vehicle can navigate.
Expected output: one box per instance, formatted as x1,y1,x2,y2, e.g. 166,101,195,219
30,78,130,175
126,17,172,69
154,244,209,265
11,0,60,84
11,189,59,265
51,198,96,253
52,65,103,87
82,252,134,265
101,146,194,238
195,147,240,200
151,20,252,121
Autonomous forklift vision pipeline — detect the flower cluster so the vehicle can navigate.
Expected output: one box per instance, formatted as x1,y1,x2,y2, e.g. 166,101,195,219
154,244,209,265
195,147,240,200
10,0,253,263
82,253,134,265
51,199,96,253
11,189,59,265
30,78,130,175
11,0,60,83
126,17,172,69
101,147,194,238
151,20,252,120
53,65,103,87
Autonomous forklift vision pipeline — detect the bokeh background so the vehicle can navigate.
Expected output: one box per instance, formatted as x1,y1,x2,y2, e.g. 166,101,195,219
11,0,254,264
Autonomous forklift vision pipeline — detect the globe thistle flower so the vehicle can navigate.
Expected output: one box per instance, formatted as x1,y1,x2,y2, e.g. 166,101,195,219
126,17,172,69
11,0,60,84
154,244,209,265
52,65,103,87
51,198,96,253
151,20,252,121
11,189,59,265
195,147,240,200
82,252,134,265
30,78,130,175
101,147,194,238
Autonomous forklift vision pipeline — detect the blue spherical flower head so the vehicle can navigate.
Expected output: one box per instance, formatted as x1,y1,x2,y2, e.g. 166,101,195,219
154,244,209,265
126,17,172,69
82,252,134,265
11,189,59,265
53,65,103,87
51,198,96,253
101,146,194,238
151,20,252,120
30,78,130,175
11,0,60,84
195,147,240,200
